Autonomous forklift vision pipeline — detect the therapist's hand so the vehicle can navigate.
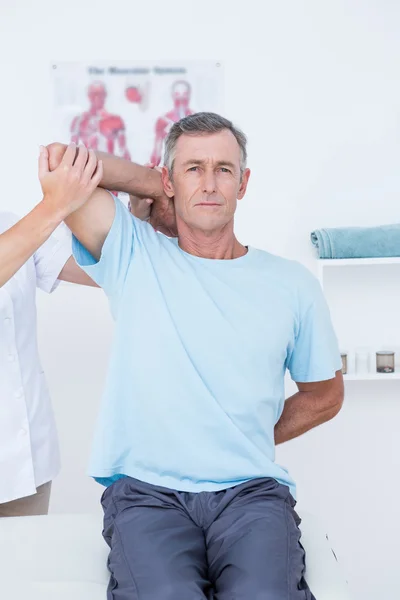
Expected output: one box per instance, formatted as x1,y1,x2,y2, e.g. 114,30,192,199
39,143,103,218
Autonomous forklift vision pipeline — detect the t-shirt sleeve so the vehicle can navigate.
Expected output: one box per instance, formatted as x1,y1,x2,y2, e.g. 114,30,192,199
34,222,72,294
72,194,144,299
287,269,342,382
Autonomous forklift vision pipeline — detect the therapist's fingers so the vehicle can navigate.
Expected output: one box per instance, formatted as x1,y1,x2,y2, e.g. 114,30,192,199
90,159,103,189
82,149,98,182
38,146,49,179
73,144,89,173
60,143,78,168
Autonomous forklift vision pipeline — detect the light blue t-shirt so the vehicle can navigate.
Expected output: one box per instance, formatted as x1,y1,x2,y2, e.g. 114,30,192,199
73,196,341,498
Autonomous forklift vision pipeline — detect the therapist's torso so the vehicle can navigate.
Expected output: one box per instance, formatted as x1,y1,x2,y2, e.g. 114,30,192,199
0,212,71,503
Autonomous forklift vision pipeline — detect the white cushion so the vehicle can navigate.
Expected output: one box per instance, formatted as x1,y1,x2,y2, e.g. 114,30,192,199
299,511,352,599
0,512,352,599
1,582,106,600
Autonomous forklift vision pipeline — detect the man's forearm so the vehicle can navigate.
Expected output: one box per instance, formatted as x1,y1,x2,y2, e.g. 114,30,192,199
274,388,342,445
48,144,164,200
95,152,164,199
0,201,64,287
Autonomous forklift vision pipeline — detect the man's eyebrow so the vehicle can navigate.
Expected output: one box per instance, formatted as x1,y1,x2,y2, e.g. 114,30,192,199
214,160,237,169
182,159,205,166
182,159,237,169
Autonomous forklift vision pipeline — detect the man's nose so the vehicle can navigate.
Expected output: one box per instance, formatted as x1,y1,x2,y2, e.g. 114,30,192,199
202,171,217,194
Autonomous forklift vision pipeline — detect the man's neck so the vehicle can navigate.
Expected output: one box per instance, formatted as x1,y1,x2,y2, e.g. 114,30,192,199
177,221,247,260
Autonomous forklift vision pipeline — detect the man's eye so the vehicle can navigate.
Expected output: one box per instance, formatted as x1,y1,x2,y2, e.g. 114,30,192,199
220,167,231,173
188,166,198,172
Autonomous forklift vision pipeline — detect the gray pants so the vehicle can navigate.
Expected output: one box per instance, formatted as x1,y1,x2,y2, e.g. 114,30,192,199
101,476,316,600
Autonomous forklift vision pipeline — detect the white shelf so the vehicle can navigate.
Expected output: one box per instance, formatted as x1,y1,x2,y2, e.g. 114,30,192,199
344,372,400,381
317,257,400,285
317,256,400,383
319,257,400,268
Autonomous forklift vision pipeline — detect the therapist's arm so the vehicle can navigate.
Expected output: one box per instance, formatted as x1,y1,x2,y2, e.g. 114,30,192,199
0,201,69,288
0,143,103,288
274,371,344,445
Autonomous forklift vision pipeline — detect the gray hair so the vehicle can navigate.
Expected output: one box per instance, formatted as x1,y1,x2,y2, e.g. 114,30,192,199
164,112,247,178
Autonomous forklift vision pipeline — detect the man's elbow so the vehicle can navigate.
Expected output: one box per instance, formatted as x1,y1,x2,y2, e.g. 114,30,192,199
324,373,345,420
327,390,344,419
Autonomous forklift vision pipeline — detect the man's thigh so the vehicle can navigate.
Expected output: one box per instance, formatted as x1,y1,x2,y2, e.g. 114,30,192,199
0,482,52,518
206,478,315,600
102,477,211,600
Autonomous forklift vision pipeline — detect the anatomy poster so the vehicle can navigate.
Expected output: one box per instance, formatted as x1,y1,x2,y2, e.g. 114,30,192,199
51,61,224,167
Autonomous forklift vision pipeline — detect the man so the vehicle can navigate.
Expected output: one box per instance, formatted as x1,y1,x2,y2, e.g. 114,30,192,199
0,146,102,516
150,79,193,165
48,112,343,599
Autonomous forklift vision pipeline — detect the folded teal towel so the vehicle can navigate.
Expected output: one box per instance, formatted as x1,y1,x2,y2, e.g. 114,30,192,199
311,224,400,259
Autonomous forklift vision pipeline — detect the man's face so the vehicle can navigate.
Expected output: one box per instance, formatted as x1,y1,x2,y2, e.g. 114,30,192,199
162,130,250,233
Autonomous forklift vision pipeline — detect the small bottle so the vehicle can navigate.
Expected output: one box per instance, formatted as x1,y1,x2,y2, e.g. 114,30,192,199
376,351,395,374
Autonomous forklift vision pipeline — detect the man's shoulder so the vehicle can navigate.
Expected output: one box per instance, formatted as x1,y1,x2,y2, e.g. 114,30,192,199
250,249,324,319
250,247,319,289
251,247,311,274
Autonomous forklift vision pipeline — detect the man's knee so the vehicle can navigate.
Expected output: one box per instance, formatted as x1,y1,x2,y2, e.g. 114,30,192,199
217,581,314,600
108,580,207,600
159,582,208,600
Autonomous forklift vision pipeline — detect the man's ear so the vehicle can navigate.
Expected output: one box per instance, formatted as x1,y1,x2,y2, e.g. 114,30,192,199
161,166,175,198
237,168,251,201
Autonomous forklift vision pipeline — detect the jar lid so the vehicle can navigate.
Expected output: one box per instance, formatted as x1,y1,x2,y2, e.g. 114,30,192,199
376,351,395,355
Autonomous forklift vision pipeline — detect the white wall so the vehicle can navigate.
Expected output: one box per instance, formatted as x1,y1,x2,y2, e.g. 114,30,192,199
1,1,400,598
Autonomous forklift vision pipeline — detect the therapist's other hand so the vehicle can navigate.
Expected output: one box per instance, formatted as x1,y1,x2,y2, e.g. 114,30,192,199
39,143,103,217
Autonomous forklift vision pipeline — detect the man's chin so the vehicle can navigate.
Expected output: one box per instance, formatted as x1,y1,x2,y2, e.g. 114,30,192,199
186,216,230,233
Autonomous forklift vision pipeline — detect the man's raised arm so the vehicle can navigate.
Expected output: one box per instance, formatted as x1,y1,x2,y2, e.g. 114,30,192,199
48,144,114,262
47,142,177,237
47,143,164,200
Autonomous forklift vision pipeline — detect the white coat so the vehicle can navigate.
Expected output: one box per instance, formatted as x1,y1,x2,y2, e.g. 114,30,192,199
0,212,71,503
